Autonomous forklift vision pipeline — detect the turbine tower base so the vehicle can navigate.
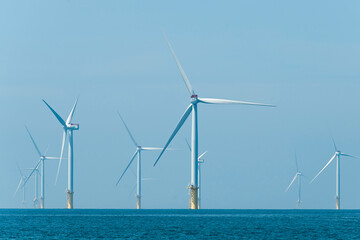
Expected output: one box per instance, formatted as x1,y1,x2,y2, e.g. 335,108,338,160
40,198,44,209
136,195,141,209
336,196,340,210
67,191,73,209
187,186,199,209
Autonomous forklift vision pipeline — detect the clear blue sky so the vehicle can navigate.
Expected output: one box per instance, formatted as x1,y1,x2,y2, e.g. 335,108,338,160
1,1,360,209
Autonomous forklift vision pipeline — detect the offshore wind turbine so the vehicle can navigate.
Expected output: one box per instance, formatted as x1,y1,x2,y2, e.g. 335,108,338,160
186,139,207,209
153,35,275,209
23,126,60,209
285,154,304,208
14,164,27,207
116,112,163,209
43,98,79,209
311,139,360,210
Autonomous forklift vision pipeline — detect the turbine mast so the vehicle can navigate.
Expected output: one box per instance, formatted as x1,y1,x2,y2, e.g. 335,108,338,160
188,101,199,209
67,130,74,209
336,154,340,210
40,159,45,209
137,150,141,209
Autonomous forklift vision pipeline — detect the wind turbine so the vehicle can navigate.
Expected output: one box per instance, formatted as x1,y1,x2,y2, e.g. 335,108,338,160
186,139,207,209
285,154,303,208
23,126,60,209
311,139,360,210
43,98,79,209
116,112,163,209
153,35,275,209
14,164,27,207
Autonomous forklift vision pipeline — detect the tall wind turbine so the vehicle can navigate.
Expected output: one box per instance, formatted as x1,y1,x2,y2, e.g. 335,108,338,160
186,139,207,209
311,139,359,210
43,98,79,209
153,35,275,209
285,154,303,208
23,126,60,209
116,112,163,209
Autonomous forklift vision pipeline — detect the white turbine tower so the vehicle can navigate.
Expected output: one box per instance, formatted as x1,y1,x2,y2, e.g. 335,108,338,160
153,35,275,209
116,112,163,209
311,139,360,210
285,154,303,208
14,164,27,208
23,126,60,209
43,98,79,209
26,167,40,208
186,139,207,209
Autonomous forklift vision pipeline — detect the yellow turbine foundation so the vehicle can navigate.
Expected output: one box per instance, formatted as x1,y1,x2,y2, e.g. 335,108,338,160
40,198,44,209
136,195,141,209
67,191,73,209
336,197,340,210
187,186,199,209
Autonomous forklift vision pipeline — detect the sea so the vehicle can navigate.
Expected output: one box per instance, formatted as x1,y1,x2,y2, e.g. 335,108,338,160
0,209,359,239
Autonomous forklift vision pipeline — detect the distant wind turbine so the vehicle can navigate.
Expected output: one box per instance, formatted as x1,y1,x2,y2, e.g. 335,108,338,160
22,126,60,209
285,154,304,208
43,98,79,209
153,34,275,209
116,112,164,209
14,163,27,208
311,138,360,210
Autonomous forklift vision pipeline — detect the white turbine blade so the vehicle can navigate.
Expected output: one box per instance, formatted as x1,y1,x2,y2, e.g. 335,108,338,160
198,97,276,107
141,178,153,181
294,152,299,172
164,33,194,95
45,157,61,160
341,153,360,159
14,178,23,197
55,130,67,185
198,151,208,160
310,153,337,183
331,136,338,151
22,159,41,187
16,162,24,178
25,126,42,157
153,104,192,167
66,97,79,125
116,150,139,186
185,139,191,151
43,100,66,127
141,147,165,151
285,174,298,192
117,112,138,147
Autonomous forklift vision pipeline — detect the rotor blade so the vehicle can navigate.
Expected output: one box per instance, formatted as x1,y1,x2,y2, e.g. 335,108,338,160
285,174,298,192
117,111,138,147
294,152,299,172
43,100,66,127
116,150,139,186
153,104,192,167
22,159,41,187
198,151,208,160
14,178,23,197
341,153,360,159
331,137,338,152
25,126,42,157
310,153,337,183
185,139,191,151
198,98,276,107
45,157,61,160
55,130,67,185
66,97,79,125
16,162,24,178
141,147,165,151
164,33,194,95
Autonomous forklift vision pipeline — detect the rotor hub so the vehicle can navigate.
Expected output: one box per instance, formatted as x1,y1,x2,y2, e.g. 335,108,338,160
190,95,198,104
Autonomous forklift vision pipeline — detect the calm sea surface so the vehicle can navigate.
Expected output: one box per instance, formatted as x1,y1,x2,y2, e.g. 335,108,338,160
1,209,360,239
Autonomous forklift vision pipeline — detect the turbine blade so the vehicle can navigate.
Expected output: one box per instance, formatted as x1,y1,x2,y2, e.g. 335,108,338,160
66,97,79,125
22,159,41,187
310,153,337,183
331,136,338,152
154,104,192,166
45,157,61,160
14,178,23,197
55,130,67,185
117,112,138,147
198,151,208,160
295,152,299,172
198,97,276,107
116,150,139,186
25,126,42,157
185,139,191,151
141,147,164,151
285,174,298,192
43,100,66,127
341,153,360,159
164,33,194,95
16,162,24,178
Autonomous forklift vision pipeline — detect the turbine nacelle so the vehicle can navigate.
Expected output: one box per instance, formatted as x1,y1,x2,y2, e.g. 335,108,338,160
191,95,199,104
65,123,79,131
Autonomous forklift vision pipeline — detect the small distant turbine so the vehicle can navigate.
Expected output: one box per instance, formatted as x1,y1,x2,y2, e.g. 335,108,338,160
285,154,304,208
43,98,79,209
14,164,27,207
153,34,275,209
116,112,164,209
186,139,207,209
311,138,360,210
22,126,60,209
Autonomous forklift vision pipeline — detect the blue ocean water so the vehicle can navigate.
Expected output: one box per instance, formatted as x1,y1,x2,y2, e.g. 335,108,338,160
1,209,360,239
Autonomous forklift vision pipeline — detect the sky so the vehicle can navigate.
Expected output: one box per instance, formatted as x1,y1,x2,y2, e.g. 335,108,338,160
1,1,360,209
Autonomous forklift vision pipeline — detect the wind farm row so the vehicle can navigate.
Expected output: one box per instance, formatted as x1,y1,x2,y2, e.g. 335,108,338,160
13,36,358,210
